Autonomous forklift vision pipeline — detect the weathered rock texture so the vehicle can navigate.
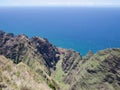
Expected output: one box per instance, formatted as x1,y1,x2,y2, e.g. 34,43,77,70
0,30,120,90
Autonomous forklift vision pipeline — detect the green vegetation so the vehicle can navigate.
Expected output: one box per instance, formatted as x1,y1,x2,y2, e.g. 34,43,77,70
0,56,52,90
54,60,64,83
1,31,120,90
53,59,70,90
49,83,55,90
16,71,20,77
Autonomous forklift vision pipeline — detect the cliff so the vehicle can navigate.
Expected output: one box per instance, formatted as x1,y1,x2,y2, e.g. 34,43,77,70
0,30,120,90
0,30,60,90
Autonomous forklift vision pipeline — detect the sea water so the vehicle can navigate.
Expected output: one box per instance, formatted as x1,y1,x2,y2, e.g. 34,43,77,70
0,7,120,56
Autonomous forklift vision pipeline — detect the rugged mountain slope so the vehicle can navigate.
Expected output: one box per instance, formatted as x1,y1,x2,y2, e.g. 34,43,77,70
0,55,51,90
0,31,59,73
0,30,60,90
52,48,120,90
63,49,120,90
51,48,82,90
0,30,120,90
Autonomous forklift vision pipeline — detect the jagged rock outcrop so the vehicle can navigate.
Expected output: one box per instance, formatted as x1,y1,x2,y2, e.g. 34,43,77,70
31,37,59,68
53,48,120,90
58,48,82,73
67,49,120,90
1,30,120,90
0,30,60,90
0,30,59,74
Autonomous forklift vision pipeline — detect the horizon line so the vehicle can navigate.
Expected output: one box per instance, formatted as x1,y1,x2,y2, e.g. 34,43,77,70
0,2,120,7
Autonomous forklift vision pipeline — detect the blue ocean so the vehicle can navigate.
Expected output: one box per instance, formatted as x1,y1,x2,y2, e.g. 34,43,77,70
0,7,120,56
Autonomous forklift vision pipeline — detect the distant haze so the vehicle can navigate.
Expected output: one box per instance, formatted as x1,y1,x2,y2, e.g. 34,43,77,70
0,0,120,7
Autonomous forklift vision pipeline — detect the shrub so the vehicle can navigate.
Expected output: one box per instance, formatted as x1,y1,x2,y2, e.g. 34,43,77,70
49,83,55,90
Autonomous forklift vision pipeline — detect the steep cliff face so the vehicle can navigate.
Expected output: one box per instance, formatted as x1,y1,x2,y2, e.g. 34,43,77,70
0,30,60,90
0,30,120,90
53,48,120,90
0,31,59,74
31,37,59,68
64,49,120,90
51,48,82,90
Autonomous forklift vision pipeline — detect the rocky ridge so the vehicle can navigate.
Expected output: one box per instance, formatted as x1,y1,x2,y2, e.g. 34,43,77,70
0,30,60,90
0,30,120,90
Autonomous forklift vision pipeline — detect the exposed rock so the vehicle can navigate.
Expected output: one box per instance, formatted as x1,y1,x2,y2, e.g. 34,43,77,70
1,31,120,90
0,31,59,73
0,31,60,90
60,48,82,73
70,49,120,90
84,50,94,60
31,36,59,68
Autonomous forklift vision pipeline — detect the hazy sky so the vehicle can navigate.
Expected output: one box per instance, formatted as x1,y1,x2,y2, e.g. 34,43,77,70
0,0,120,7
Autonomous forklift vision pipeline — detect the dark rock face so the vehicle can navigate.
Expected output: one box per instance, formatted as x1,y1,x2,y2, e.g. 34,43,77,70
0,31,59,70
53,48,120,90
0,31,61,90
61,49,82,73
1,30,120,90
31,37,59,68
70,49,120,90
55,48,83,85
0,31,29,63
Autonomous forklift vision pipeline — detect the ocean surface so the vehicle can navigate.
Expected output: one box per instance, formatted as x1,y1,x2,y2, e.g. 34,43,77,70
0,7,120,56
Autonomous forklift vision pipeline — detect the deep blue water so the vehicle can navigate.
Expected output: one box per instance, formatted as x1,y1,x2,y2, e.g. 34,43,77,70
0,7,120,56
